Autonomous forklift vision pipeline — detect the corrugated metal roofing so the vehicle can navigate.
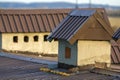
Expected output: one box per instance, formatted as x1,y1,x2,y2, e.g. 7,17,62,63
48,10,95,41
0,9,71,33
48,9,114,44
111,40,120,64
113,28,120,39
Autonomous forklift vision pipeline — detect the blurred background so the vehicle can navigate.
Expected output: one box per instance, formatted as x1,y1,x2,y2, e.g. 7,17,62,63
0,0,120,31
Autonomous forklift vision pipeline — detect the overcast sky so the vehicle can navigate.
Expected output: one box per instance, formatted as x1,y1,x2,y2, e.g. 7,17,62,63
0,0,120,6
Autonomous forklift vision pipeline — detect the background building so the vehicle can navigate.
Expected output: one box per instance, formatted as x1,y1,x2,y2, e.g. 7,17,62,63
0,9,71,54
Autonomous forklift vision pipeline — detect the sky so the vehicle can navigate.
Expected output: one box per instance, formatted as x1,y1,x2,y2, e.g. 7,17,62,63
0,0,120,6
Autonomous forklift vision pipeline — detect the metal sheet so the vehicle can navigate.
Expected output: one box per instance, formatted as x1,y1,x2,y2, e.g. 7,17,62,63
0,9,70,33
8,15,17,32
2,15,11,32
0,15,6,32
20,15,29,32
46,14,54,31
30,15,40,32
25,15,34,32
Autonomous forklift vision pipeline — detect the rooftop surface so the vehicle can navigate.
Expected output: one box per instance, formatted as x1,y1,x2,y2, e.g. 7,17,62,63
0,56,119,80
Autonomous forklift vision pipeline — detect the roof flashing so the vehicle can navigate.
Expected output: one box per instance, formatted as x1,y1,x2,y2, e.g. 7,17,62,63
70,10,96,16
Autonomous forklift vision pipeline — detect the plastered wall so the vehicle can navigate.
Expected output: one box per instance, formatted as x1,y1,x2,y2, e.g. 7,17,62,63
77,40,111,66
2,33,58,54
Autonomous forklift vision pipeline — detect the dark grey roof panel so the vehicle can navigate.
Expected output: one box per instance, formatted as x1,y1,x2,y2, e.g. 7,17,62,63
113,28,120,39
70,10,96,16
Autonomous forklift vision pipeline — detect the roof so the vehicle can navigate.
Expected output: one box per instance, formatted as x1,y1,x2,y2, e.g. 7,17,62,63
111,40,120,63
0,9,71,33
117,39,120,44
48,8,114,44
113,28,120,39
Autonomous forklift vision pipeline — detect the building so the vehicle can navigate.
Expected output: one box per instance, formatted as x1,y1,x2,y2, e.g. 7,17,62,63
0,9,71,54
48,8,115,68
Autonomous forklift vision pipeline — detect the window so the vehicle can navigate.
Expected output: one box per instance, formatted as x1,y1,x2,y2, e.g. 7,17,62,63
24,36,29,42
13,36,18,43
34,36,39,42
44,35,48,41
54,38,58,41
65,47,71,59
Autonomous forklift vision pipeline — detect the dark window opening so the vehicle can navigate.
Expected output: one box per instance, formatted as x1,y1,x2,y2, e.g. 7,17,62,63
65,47,71,59
24,36,29,42
44,35,48,41
13,36,18,43
54,38,58,41
34,36,39,42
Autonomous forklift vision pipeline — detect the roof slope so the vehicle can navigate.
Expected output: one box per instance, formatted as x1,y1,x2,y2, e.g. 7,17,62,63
48,8,114,44
111,40,120,63
113,28,120,39
0,9,71,33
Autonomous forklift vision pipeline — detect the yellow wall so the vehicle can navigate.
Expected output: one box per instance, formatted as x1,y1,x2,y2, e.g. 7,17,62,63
77,40,111,67
2,33,58,54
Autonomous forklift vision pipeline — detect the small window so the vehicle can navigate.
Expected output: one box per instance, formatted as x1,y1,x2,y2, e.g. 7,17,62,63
24,36,29,42
65,47,71,59
34,36,39,42
13,36,18,43
44,35,48,41
54,38,58,41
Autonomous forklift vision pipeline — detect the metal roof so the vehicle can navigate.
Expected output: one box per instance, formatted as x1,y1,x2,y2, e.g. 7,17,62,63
70,9,95,16
113,28,120,39
0,9,71,33
48,10,95,40
48,9,114,44
111,40,120,64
